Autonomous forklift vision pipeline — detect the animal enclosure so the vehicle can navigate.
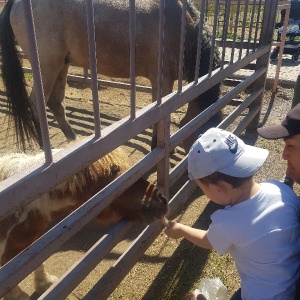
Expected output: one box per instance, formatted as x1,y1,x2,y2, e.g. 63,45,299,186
0,0,282,299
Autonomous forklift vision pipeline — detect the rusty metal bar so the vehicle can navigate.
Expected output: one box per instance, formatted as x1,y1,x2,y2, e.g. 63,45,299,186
247,0,280,131
156,118,170,198
129,0,136,117
22,0,52,163
253,0,263,48
208,0,219,75
194,0,206,82
178,0,187,93
220,0,232,69
230,0,242,63
156,0,165,105
85,0,101,138
239,0,250,60
247,0,257,54
273,4,290,92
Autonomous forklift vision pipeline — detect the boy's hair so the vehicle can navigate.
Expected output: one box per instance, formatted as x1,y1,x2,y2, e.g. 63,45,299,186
198,171,252,188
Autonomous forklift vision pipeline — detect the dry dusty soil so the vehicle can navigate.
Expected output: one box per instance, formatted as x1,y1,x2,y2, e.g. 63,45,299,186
0,66,298,299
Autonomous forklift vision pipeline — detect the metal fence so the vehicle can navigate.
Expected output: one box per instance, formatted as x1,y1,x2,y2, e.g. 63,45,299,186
0,0,281,298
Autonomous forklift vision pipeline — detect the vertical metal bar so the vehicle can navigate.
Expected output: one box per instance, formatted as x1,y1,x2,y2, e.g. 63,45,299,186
253,0,263,48
0,2,63,228
239,0,249,60
273,4,290,93
178,0,187,93
194,0,206,82
156,119,170,198
247,0,279,131
83,68,89,79
220,0,231,69
247,0,257,54
156,0,165,105
230,0,241,63
129,0,136,117
22,0,52,164
157,1,169,197
85,0,101,138
208,0,219,75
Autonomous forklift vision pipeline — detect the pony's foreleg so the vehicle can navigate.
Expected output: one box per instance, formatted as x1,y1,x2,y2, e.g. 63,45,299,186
34,264,58,295
47,63,77,142
1,210,50,299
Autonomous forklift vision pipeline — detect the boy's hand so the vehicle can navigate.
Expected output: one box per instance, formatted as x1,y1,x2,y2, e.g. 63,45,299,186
164,221,184,239
183,292,198,300
164,222,212,249
183,293,207,300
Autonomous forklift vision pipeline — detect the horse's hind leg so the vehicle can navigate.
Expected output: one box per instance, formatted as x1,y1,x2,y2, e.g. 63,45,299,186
47,63,77,141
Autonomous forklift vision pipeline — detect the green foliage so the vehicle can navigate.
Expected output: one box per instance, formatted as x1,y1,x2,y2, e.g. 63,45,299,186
24,72,33,81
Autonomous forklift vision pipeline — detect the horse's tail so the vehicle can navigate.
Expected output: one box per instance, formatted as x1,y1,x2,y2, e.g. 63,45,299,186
0,0,38,150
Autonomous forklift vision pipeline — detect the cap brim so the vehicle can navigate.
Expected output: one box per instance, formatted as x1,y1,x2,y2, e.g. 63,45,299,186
257,125,290,139
219,145,269,177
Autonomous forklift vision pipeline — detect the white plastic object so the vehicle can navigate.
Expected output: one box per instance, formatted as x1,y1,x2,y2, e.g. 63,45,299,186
194,278,228,300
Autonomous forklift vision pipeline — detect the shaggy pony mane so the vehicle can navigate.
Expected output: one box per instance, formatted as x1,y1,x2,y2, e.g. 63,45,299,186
0,147,129,196
56,147,129,195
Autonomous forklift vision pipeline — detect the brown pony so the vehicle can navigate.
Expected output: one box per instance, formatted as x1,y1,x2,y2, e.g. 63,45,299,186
0,0,221,150
0,148,169,300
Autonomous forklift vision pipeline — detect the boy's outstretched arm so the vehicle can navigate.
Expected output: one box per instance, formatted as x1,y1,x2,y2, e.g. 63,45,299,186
164,221,213,249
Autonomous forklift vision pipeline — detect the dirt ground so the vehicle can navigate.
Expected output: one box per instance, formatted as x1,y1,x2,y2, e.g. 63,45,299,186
0,67,298,299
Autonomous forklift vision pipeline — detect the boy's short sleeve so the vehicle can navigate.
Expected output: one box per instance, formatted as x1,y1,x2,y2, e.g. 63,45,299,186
206,222,232,255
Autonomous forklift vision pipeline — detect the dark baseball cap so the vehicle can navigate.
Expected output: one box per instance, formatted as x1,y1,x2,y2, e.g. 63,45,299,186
257,103,300,139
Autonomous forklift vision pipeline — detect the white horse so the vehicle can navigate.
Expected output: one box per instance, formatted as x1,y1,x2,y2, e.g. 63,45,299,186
0,148,169,299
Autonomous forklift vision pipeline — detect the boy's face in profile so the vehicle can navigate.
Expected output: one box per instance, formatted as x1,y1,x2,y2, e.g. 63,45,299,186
283,134,300,184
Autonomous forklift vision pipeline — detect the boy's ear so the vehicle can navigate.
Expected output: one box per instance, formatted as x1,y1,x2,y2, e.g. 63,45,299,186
214,180,232,193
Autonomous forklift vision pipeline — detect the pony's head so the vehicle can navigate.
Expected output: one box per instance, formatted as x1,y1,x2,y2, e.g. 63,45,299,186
52,147,169,226
101,178,169,226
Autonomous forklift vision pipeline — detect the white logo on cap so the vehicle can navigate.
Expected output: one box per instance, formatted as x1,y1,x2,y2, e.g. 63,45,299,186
224,135,238,153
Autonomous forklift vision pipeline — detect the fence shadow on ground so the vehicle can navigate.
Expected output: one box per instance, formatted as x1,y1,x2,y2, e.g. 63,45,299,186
142,192,223,300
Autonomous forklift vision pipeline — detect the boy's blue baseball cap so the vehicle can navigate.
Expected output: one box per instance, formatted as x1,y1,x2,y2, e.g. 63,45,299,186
188,128,269,180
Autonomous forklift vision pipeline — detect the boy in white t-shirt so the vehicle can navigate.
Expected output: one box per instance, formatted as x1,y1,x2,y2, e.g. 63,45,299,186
165,128,300,300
